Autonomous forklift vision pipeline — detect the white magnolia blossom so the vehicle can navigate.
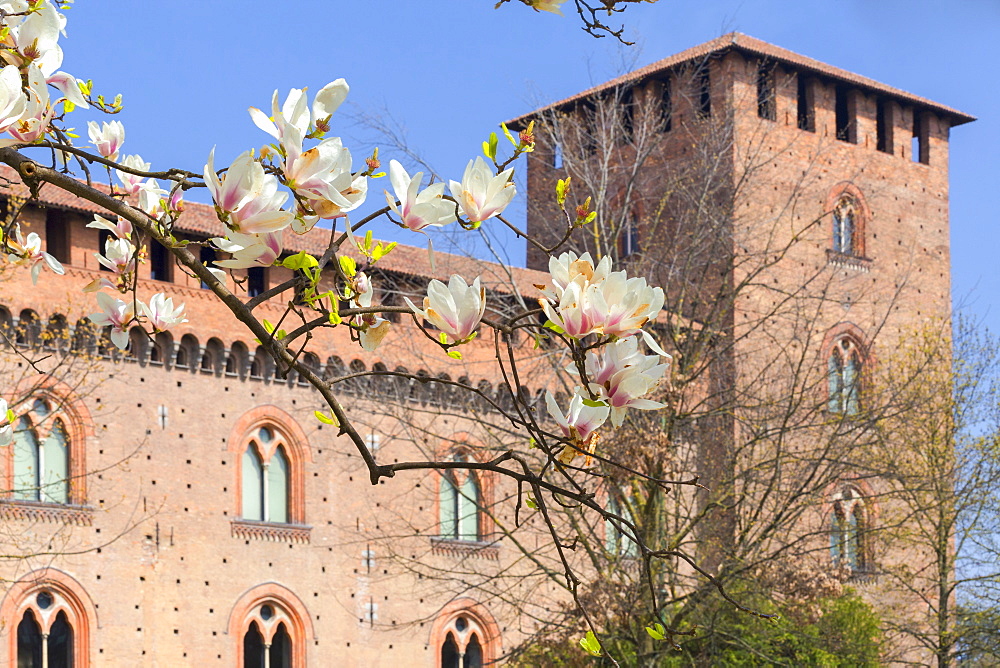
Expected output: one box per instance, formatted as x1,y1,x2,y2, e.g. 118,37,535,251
249,79,349,144
545,389,609,465
527,0,567,14
142,293,187,333
0,65,27,137
211,230,282,269
116,154,150,195
87,214,133,240
448,157,515,224
583,337,670,427
88,120,125,160
204,149,294,234
88,292,135,350
94,235,135,275
283,131,367,219
5,225,64,284
404,275,485,345
350,271,391,352
385,160,456,232
5,64,52,145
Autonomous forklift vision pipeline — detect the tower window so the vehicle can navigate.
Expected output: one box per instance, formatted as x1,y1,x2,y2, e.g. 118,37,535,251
835,84,855,143
830,487,868,572
796,75,815,132
876,99,892,154
619,218,640,258
659,78,672,132
248,266,267,298
831,196,859,256
756,62,776,121
150,240,172,282
439,457,481,542
11,399,71,505
828,338,862,415
912,111,930,165
695,64,711,119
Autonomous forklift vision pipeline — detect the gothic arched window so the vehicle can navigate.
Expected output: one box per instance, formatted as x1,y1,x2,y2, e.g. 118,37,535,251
828,338,862,415
12,398,70,504
241,603,295,668
2,570,95,668
439,615,486,668
830,487,868,572
439,456,481,542
241,426,290,524
832,196,858,255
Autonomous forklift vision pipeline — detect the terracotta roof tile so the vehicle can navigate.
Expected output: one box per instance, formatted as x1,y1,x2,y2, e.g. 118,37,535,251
508,32,975,126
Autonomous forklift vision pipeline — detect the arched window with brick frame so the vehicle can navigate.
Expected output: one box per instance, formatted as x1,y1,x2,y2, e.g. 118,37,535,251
430,599,501,668
830,486,870,572
0,568,97,667
822,324,870,417
439,455,481,542
826,184,871,259
229,584,313,668
3,380,91,507
229,407,311,542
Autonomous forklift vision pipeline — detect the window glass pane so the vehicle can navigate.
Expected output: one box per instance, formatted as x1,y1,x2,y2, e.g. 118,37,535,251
828,353,843,413
17,609,42,668
47,610,73,668
242,446,263,521
268,447,289,523
43,420,69,504
845,355,860,415
243,621,265,668
466,633,484,668
439,476,457,539
441,632,460,668
459,475,479,541
13,419,39,501
269,622,292,668
830,513,843,562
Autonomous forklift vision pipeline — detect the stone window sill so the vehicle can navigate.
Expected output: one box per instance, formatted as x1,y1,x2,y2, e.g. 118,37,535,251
826,249,872,272
430,537,500,560
0,500,93,526
231,519,311,544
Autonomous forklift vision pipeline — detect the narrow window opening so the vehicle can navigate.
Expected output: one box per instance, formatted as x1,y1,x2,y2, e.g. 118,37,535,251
659,78,672,132
796,75,814,132
620,218,640,258
876,99,890,154
552,142,563,169
200,246,216,289
756,62,776,121
150,240,171,282
620,87,634,143
45,209,70,264
912,111,930,165
695,64,711,119
835,84,854,143
247,266,266,298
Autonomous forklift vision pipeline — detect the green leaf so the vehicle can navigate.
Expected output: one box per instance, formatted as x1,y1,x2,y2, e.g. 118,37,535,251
501,122,517,146
447,350,462,360
488,132,498,159
281,251,318,271
542,319,565,335
5,409,14,423
439,332,449,345
328,311,342,325
364,230,373,248
582,398,607,408
579,630,602,657
555,177,571,207
314,410,338,426
645,623,666,640
263,320,275,334
525,496,538,509
338,255,357,277
584,211,597,225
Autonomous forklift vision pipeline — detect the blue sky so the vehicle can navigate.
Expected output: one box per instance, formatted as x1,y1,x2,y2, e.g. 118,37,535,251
59,0,998,332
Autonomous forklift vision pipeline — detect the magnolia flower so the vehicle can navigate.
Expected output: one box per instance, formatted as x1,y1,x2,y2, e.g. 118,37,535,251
45,70,88,109
211,230,282,269
88,292,135,350
589,271,665,339
384,160,456,232
249,79,349,143
95,236,135,275
0,65,27,137
4,65,53,146
10,1,64,76
449,157,515,224
137,179,169,217
347,271,392,351
6,225,64,284
204,149,294,233
116,154,150,195
545,390,609,466
542,251,612,301
88,120,125,160
87,214,132,240
142,293,187,332
404,275,485,345
283,131,367,219
584,337,669,426
0,397,12,447
540,280,604,339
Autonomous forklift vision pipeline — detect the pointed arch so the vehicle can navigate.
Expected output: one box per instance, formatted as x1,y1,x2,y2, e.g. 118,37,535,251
228,583,313,668
428,598,501,668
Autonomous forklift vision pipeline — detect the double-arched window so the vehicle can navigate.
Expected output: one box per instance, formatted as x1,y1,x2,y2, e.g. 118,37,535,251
832,196,857,255
828,338,862,415
830,486,868,572
439,456,481,542
242,602,293,668
241,426,290,524
12,398,70,504
230,584,313,668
